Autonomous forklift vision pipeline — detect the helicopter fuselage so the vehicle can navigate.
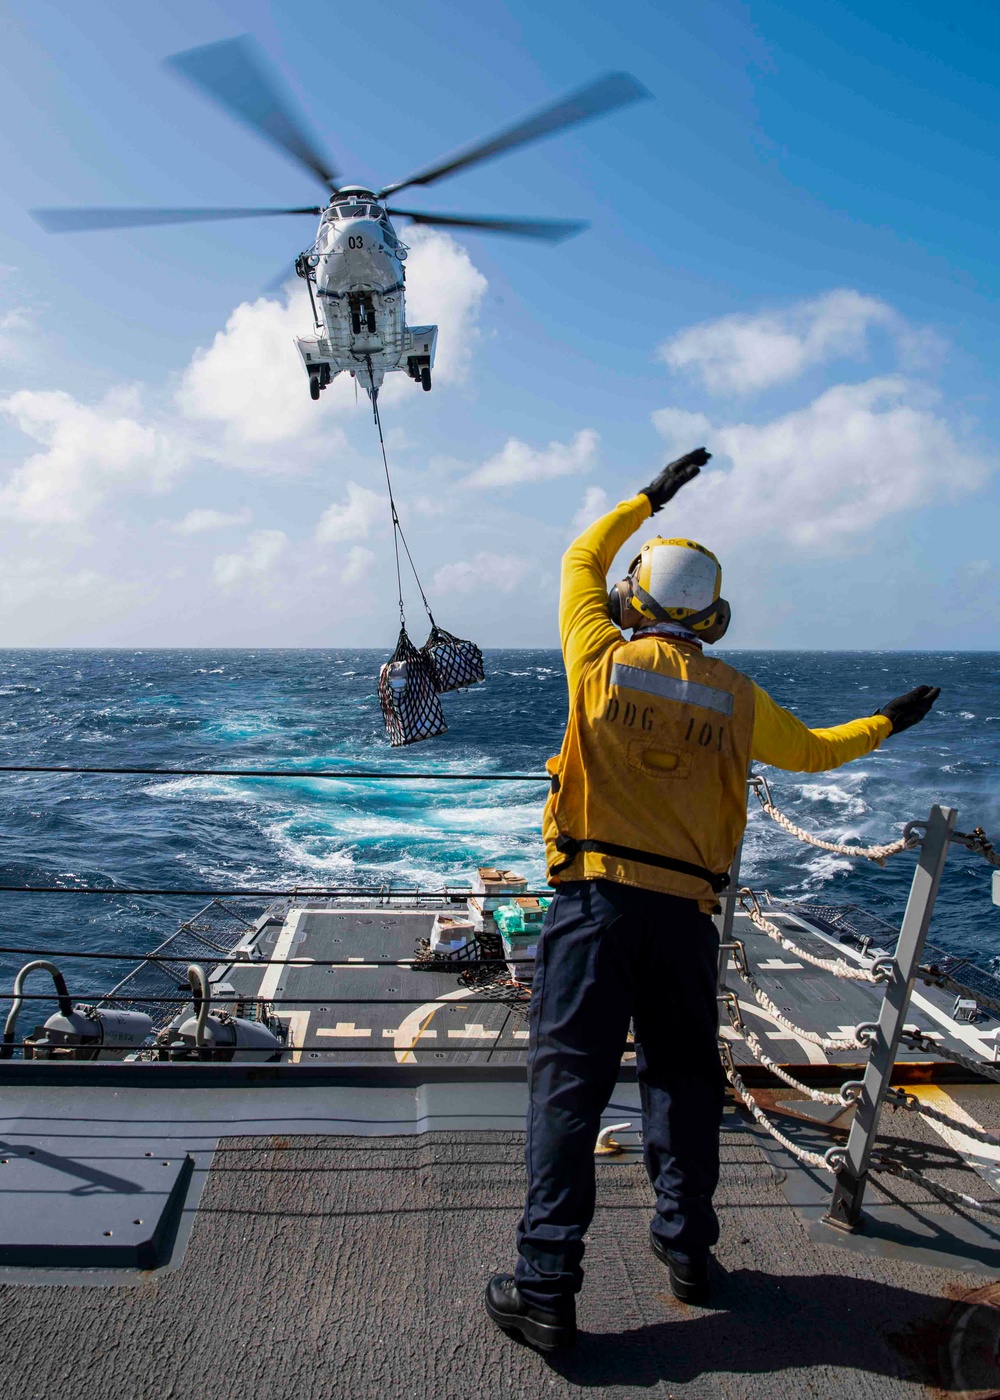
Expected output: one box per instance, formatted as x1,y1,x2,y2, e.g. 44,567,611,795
294,192,437,399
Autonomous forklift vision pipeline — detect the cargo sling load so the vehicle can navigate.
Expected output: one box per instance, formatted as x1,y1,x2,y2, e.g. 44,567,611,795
367,376,485,745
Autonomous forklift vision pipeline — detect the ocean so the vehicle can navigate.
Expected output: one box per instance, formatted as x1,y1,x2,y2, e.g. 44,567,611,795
0,649,997,1000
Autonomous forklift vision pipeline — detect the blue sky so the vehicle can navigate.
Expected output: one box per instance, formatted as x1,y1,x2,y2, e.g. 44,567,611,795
0,0,998,647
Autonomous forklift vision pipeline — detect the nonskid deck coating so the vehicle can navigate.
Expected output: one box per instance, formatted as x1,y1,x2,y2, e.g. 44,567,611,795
0,1125,996,1399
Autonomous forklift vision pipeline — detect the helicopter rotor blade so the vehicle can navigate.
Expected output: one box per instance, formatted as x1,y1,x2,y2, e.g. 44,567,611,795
32,206,323,233
378,72,649,198
166,36,340,192
386,209,588,242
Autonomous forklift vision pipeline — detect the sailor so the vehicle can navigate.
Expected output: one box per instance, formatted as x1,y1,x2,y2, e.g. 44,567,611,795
485,447,940,1351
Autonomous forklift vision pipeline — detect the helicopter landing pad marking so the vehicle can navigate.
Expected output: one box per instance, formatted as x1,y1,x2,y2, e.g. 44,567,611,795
315,1023,371,1038
908,1086,1000,1197
392,988,479,1064
447,1024,499,1041
256,908,303,1003
273,1010,310,1064
738,997,826,1064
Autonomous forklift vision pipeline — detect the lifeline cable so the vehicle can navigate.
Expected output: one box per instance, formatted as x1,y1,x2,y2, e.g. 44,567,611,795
0,765,547,779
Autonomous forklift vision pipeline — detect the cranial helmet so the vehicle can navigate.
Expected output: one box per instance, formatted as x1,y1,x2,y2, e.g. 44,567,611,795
608,537,731,644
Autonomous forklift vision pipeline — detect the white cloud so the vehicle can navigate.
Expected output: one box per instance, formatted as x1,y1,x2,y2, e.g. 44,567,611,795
398,227,488,386
432,550,530,596
173,507,252,534
649,408,713,457
314,481,384,545
212,529,288,591
654,376,989,553
341,545,376,584
0,305,33,364
464,428,598,490
659,289,902,395
175,228,488,439
0,387,187,526
570,485,609,534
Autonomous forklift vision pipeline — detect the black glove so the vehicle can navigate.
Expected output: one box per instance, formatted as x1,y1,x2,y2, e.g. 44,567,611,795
877,685,941,735
641,447,711,513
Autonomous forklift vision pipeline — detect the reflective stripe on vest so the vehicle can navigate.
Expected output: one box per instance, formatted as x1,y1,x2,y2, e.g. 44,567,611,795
610,662,734,716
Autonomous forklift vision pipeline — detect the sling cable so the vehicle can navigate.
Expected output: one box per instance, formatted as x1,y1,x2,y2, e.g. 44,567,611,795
365,355,485,746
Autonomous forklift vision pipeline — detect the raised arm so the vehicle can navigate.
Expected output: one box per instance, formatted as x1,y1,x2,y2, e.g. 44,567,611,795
559,448,710,694
559,494,651,691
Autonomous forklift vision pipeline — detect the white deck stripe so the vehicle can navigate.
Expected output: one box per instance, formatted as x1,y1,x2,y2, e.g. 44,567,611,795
315,1023,372,1038
256,908,303,1003
272,1009,310,1064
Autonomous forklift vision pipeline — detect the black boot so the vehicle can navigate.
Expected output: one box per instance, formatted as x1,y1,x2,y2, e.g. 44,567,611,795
484,1274,576,1351
649,1232,711,1304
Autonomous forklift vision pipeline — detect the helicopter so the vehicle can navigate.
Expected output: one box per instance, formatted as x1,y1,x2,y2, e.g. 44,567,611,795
33,37,648,400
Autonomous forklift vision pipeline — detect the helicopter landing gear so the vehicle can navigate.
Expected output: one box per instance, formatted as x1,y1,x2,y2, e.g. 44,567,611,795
308,364,332,401
406,354,432,390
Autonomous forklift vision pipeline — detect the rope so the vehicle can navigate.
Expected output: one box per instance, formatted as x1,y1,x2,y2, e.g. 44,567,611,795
740,1027,848,1105
884,1088,1000,1147
738,890,880,982
731,956,867,1051
368,358,434,628
722,1054,838,1172
900,1028,1000,1085
869,1153,1000,1218
753,789,915,866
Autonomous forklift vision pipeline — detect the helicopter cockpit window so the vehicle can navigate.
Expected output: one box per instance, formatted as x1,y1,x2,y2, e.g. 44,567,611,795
342,205,367,217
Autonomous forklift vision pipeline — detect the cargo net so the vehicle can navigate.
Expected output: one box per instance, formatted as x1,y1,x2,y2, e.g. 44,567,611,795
368,363,485,744
423,624,485,694
379,627,447,748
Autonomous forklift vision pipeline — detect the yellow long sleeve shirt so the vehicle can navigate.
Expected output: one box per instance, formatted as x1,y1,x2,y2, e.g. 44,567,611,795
542,494,891,902
561,493,891,772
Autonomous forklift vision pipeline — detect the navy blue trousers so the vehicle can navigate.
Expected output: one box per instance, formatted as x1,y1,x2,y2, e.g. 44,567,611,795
515,879,725,1306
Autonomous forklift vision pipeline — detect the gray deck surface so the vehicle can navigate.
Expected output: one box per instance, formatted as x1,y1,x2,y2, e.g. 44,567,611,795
211,902,993,1071
3,1110,998,1398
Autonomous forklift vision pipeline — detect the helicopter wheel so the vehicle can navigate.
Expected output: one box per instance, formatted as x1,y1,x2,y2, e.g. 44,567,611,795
351,313,362,335
309,375,321,401
420,366,432,392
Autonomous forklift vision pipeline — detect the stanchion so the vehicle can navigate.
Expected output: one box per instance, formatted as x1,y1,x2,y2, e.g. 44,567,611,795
823,803,956,1232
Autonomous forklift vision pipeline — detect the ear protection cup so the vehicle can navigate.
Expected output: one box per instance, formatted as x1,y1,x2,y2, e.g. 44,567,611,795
608,579,629,627
698,597,731,644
